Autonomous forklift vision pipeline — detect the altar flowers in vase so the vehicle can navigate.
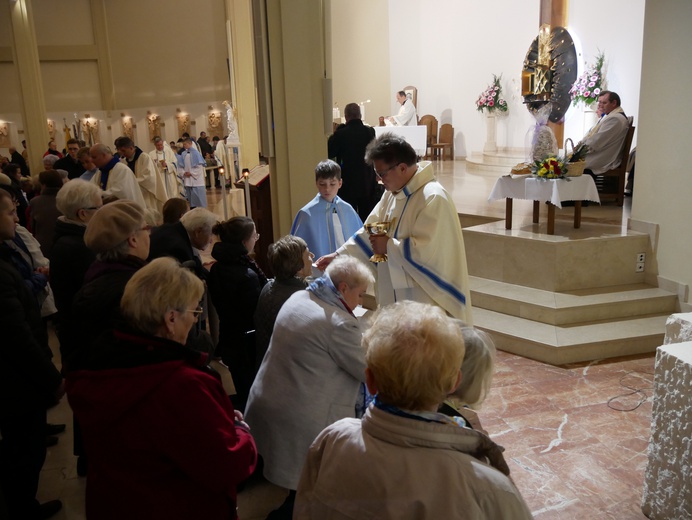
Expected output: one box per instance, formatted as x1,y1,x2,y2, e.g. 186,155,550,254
569,51,606,107
476,75,508,114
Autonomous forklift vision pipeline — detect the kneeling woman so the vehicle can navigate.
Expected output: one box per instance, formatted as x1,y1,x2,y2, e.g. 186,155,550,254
67,257,257,520
245,256,373,518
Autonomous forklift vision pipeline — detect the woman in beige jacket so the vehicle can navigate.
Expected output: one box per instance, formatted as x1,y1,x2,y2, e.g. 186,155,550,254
294,301,533,520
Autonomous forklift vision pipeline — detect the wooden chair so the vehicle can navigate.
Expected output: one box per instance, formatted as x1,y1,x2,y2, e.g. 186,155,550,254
418,114,438,159
431,123,454,160
595,119,635,206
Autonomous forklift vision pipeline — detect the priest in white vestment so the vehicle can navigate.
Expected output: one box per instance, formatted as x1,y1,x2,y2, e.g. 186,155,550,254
388,91,418,126
316,133,472,324
115,136,168,212
89,143,146,207
149,137,183,199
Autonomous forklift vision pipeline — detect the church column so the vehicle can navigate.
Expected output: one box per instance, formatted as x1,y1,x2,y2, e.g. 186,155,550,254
226,0,260,171
540,0,568,146
90,0,116,112
8,0,48,177
264,0,328,236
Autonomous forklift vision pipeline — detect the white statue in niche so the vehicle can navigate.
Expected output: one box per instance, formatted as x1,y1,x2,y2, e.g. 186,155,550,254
223,100,239,143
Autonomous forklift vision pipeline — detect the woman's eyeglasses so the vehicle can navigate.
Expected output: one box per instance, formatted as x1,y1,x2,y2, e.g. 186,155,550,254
187,306,203,316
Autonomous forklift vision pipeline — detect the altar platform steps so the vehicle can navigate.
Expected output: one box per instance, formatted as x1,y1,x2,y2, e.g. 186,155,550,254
465,148,527,174
463,220,677,365
472,307,668,366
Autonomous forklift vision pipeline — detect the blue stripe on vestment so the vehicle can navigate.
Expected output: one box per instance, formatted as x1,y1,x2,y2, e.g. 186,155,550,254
403,238,466,305
355,233,373,257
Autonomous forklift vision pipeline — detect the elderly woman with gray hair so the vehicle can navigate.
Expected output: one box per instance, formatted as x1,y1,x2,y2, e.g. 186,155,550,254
294,301,532,520
244,255,373,519
50,180,102,353
67,258,257,520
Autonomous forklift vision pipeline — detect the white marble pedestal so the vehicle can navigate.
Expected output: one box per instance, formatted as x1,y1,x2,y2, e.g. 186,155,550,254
663,312,692,344
641,342,692,519
483,113,497,153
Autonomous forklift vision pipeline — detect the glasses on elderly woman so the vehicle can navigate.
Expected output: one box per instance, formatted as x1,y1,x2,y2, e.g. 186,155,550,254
187,306,203,316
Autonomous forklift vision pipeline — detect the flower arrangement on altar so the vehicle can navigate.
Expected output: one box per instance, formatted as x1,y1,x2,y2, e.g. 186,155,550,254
476,75,508,114
569,52,605,107
531,155,569,179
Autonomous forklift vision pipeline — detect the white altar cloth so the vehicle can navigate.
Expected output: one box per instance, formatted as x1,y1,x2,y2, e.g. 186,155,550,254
488,174,601,209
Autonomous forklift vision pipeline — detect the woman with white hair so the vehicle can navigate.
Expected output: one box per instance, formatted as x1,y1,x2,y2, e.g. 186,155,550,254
67,258,257,520
149,206,217,280
51,180,103,344
42,153,59,171
294,301,532,520
245,256,373,519
439,325,497,432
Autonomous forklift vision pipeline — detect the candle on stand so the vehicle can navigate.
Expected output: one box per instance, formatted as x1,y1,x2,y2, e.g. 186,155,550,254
243,168,251,218
218,167,228,219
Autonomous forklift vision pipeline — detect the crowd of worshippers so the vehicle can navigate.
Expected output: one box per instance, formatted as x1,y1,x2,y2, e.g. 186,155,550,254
0,131,231,221
0,133,532,520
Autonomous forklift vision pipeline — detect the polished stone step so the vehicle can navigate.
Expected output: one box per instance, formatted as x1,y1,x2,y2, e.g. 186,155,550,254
470,276,677,325
463,220,651,291
473,307,667,365
465,149,528,174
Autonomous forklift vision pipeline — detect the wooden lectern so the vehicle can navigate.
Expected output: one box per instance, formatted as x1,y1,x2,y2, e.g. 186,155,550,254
234,165,273,276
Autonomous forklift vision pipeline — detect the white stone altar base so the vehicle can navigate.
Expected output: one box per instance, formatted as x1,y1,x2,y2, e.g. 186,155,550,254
642,342,692,519
663,312,692,344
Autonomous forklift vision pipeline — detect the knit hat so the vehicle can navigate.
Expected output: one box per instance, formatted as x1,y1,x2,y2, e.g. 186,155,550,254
85,200,145,253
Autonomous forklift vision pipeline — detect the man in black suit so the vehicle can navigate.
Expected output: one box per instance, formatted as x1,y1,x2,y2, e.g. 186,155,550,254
327,103,380,221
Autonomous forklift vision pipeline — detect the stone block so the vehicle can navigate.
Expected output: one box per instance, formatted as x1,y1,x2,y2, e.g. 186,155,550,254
641,343,692,519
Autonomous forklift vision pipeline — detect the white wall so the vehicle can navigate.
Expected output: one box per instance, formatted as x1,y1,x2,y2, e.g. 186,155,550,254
330,0,391,127
563,0,645,148
631,0,692,305
388,0,539,156
328,0,644,158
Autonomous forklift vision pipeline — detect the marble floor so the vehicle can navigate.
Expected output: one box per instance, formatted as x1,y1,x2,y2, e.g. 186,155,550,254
37,160,651,519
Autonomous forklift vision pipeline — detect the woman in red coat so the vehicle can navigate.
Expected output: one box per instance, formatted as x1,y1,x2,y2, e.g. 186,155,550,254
67,257,257,520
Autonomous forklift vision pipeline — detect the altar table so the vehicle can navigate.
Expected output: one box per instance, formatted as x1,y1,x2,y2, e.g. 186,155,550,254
488,175,600,235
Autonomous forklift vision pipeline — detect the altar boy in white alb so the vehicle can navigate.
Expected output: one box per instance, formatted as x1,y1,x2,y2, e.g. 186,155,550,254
317,134,472,324
177,138,208,208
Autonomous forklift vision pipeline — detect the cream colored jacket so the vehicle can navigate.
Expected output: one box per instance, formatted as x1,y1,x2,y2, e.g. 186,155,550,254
295,406,533,520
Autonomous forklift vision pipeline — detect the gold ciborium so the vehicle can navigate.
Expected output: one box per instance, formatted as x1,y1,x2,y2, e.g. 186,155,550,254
364,221,392,263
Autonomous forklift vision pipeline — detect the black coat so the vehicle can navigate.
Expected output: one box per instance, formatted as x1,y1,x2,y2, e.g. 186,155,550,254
50,219,95,316
0,249,62,414
149,222,208,280
54,156,84,180
62,256,146,372
327,119,380,220
208,242,266,403
209,242,266,349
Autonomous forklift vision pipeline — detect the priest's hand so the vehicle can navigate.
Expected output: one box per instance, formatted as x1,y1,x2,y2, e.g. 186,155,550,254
370,234,389,255
315,252,337,272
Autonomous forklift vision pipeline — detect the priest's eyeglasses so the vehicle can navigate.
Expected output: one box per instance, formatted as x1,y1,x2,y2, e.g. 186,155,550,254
375,164,397,179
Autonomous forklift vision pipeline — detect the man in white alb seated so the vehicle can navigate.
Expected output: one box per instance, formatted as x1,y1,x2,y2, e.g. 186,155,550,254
387,90,418,126
580,90,629,177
